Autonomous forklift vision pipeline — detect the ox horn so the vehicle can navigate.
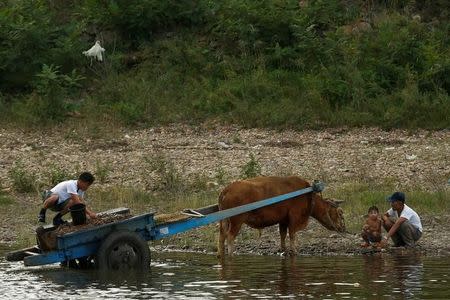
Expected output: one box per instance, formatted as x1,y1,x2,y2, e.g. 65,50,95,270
331,199,345,206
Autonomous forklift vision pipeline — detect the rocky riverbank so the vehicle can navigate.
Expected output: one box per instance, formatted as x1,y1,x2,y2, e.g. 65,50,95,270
0,125,448,191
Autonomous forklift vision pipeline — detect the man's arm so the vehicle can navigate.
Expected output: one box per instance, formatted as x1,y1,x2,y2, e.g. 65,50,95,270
382,217,407,245
85,207,97,218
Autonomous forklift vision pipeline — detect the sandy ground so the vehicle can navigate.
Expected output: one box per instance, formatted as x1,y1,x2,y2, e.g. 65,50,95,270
0,125,449,255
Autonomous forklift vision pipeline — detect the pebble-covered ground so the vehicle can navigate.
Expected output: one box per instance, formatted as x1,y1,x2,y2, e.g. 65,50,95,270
0,125,448,190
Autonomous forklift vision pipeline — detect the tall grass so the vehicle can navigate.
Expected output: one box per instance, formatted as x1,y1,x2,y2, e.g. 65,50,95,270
81,185,218,229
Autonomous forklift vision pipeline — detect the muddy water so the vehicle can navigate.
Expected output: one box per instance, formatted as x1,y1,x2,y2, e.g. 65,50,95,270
0,250,449,299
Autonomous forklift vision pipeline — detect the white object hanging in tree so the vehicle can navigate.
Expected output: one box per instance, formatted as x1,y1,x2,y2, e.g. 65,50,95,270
82,41,105,62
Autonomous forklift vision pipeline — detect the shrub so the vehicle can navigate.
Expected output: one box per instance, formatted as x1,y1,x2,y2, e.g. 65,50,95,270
145,155,186,193
95,160,111,183
240,153,262,179
9,64,84,125
0,183,13,206
46,165,73,187
9,162,38,193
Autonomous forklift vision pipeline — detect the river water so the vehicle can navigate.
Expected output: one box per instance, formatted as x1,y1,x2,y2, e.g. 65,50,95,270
0,250,449,299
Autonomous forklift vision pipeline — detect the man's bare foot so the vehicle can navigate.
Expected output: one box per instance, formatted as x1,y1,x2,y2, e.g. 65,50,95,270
372,242,383,250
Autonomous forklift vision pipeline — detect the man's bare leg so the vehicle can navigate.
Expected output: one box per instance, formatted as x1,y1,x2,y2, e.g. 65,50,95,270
38,194,59,223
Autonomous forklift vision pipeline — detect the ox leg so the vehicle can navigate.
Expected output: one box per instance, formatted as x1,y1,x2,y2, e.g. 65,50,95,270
288,219,308,255
226,222,243,256
279,224,288,252
217,220,227,258
288,227,297,255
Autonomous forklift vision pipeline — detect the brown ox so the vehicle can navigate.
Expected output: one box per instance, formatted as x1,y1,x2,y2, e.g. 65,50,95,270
218,176,346,256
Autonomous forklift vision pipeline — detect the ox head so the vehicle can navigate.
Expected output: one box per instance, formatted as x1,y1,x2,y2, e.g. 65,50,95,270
315,198,346,233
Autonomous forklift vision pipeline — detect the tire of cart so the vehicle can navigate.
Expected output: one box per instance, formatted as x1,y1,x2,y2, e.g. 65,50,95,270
96,230,150,271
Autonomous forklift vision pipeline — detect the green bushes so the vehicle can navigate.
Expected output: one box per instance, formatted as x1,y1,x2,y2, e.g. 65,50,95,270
9,161,38,193
80,0,211,42
0,1,84,91
0,1,448,129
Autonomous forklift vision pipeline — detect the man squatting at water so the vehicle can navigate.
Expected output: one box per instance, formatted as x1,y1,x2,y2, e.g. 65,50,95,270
381,192,422,248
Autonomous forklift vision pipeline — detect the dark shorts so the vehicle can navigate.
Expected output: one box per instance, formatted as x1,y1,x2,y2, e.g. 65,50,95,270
42,190,70,212
387,216,422,247
367,234,382,243
361,230,382,243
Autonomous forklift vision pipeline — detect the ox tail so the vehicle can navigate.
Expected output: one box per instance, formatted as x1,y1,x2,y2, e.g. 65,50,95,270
218,218,230,257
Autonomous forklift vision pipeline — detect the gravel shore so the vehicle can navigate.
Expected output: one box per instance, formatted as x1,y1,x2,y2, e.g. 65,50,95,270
0,125,448,190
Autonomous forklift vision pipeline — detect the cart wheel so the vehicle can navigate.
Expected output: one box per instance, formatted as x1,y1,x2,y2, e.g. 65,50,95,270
96,230,150,271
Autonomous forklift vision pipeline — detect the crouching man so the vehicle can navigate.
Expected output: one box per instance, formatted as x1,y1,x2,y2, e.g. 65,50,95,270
381,192,422,248
38,172,97,225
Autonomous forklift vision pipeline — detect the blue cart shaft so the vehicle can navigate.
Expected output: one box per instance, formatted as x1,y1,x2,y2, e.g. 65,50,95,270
151,185,316,240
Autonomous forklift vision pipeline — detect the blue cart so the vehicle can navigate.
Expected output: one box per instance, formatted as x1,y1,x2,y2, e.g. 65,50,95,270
6,183,323,270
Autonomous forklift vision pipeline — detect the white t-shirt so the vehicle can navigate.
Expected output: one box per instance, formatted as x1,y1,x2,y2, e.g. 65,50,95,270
51,180,85,204
387,204,422,232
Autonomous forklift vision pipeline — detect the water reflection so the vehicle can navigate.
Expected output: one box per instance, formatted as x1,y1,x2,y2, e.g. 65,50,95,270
0,250,449,299
387,252,424,299
36,267,154,288
360,251,425,298
217,255,360,298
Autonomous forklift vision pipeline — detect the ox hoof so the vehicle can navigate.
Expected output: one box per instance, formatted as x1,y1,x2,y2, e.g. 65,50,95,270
286,249,297,256
278,250,296,257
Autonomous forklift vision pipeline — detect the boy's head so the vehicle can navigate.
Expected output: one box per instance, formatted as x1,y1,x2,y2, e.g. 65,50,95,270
368,206,379,219
78,172,95,191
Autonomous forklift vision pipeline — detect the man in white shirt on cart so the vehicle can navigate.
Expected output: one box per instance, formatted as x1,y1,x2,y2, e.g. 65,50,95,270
38,172,97,225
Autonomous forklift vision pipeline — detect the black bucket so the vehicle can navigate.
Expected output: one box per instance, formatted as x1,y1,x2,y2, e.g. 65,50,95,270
70,203,86,225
